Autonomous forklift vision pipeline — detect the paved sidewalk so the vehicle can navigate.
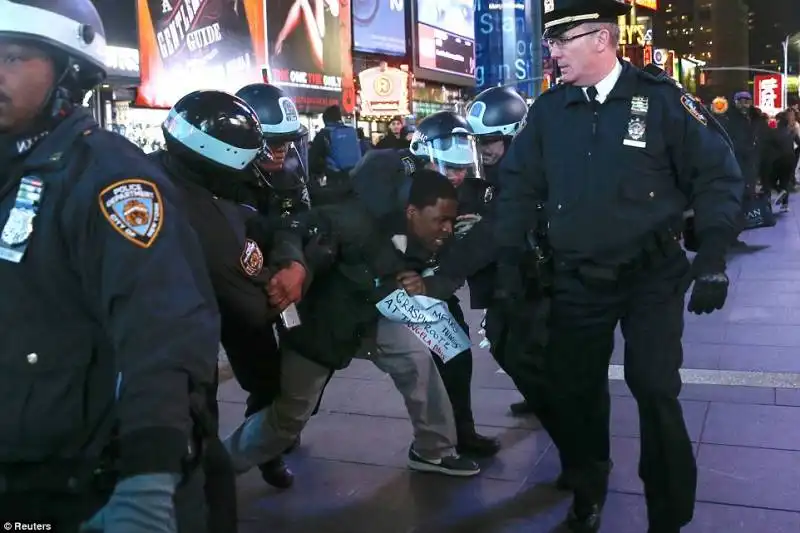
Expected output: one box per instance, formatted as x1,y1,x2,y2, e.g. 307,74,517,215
218,207,800,533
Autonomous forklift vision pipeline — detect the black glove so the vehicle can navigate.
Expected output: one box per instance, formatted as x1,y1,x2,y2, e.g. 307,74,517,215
688,272,729,314
688,229,730,315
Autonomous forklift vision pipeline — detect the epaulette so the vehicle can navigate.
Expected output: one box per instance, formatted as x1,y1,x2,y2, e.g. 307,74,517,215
640,64,682,90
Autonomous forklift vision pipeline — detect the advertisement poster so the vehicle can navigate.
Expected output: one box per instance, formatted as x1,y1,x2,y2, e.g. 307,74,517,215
414,0,475,81
474,0,538,96
264,0,355,113
353,0,407,56
136,0,266,108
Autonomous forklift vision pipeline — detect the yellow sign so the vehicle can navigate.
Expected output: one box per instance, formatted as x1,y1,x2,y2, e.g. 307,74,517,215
358,65,410,117
629,0,657,9
618,16,653,46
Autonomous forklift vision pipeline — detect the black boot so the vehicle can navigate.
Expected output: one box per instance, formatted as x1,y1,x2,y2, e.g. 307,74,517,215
259,457,294,489
456,428,501,458
560,503,602,533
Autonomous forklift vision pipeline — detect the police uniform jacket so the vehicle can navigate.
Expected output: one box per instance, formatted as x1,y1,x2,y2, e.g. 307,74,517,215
0,110,219,478
495,61,744,267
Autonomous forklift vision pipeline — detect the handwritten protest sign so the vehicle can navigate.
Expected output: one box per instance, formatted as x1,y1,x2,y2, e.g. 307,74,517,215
376,289,471,363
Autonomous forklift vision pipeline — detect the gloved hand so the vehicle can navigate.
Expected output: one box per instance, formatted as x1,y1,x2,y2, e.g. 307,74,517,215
80,473,179,533
455,213,482,237
688,272,729,314
267,261,307,310
688,243,729,314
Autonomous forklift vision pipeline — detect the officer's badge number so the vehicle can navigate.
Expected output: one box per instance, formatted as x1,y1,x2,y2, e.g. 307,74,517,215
99,179,163,248
240,239,264,277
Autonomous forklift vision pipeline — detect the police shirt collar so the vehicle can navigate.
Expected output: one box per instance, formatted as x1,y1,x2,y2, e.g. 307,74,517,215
21,110,95,169
564,60,636,106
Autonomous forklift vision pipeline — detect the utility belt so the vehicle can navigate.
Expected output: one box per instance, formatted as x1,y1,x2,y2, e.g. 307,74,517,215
562,225,684,288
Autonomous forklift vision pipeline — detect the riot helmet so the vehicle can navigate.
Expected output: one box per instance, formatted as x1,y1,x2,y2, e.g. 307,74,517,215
162,90,264,174
0,0,108,118
410,111,484,187
236,83,309,174
466,86,528,138
466,86,528,167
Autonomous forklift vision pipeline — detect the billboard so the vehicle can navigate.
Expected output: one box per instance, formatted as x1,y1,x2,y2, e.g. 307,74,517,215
754,74,784,116
136,0,266,108
264,0,355,112
353,0,407,55
474,0,538,97
413,0,475,84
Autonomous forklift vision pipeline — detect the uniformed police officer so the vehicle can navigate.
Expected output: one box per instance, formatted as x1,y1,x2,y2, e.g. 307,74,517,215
462,86,539,416
234,82,319,488
494,1,743,531
0,1,218,531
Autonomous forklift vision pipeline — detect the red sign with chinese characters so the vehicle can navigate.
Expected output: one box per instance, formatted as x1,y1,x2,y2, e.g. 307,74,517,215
754,74,784,115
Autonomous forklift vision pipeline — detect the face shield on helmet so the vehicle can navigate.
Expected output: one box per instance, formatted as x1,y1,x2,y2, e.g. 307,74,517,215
253,142,312,211
411,131,484,188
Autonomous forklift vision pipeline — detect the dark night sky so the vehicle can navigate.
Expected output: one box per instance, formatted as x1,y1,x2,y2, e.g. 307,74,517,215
94,0,138,47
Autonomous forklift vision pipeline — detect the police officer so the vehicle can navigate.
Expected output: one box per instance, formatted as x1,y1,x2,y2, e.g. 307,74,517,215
494,1,743,531
0,1,218,531
233,82,318,488
396,111,501,456
462,85,539,416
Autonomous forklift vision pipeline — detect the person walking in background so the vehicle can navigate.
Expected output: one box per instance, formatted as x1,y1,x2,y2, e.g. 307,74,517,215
377,116,410,149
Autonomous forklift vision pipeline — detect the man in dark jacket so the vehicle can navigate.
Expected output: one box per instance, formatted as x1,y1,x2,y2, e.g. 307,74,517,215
223,171,481,478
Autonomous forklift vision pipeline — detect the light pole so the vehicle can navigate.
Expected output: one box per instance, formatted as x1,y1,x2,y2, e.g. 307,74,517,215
783,35,789,108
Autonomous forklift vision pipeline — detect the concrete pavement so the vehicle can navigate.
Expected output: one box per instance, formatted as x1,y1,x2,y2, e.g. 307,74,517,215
217,206,800,533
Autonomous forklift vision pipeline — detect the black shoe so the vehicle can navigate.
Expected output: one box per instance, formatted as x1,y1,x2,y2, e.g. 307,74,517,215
456,430,501,458
259,457,294,489
509,400,537,416
560,504,602,533
556,459,614,491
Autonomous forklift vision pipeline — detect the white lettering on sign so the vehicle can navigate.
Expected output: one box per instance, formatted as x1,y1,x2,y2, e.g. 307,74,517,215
390,0,403,10
290,70,308,84
759,78,778,109
186,23,223,53
156,0,202,60
376,289,470,363
104,46,140,74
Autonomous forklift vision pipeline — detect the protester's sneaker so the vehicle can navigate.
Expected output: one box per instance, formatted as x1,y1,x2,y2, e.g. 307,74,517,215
780,204,790,213
775,190,788,207
407,448,480,477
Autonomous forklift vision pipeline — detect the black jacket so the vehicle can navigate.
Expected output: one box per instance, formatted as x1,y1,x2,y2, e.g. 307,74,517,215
720,108,761,185
495,61,743,267
0,111,219,477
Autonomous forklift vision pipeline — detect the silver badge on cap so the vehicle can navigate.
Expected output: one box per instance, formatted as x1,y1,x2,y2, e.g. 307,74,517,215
544,0,555,13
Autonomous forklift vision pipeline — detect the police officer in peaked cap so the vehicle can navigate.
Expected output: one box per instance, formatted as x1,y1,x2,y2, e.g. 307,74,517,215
493,0,743,531
0,1,219,531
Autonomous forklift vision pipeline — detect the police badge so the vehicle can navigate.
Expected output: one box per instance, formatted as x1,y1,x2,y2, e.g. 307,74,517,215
623,96,649,148
0,176,45,263
1,207,35,246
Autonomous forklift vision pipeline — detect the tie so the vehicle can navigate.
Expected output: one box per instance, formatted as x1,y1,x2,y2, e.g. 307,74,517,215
586,86,598,103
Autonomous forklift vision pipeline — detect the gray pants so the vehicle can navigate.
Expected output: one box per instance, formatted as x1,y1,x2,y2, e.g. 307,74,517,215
224,318,457,473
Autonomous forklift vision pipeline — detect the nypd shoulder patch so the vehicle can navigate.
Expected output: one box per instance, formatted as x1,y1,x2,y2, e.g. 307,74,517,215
240,239,264,277
680,94,708,127
98,179,163,248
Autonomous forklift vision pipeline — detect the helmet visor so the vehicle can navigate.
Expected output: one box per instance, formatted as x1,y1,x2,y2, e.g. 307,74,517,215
422,134,485,187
